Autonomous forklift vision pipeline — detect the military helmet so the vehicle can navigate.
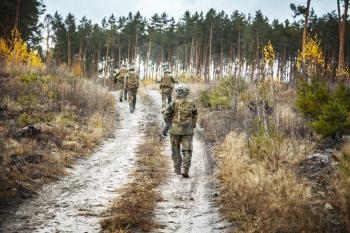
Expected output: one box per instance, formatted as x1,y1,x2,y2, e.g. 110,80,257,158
121,64,127,68
129,66,135,71
175,84,190,97
164,69,171,74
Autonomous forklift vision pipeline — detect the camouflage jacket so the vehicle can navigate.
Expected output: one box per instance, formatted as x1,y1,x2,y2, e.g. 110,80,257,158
160,75,176,89
115,67,128,83
163,97,198,135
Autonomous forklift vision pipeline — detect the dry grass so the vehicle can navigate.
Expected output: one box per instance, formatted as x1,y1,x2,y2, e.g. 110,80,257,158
217,131,334,233
336,139,350,231
0,66,116,204
100,112,168,232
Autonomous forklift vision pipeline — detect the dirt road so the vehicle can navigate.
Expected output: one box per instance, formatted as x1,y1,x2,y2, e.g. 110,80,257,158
0,92,148,233
1,90,227,233
149,90,229,233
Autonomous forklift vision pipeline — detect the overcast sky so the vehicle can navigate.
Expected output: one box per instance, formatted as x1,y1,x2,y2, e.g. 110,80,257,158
43,0,336,24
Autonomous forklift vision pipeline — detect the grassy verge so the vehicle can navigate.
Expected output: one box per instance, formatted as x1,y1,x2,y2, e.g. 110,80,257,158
195,78,348,232
100,97,168,232
0,66,116,204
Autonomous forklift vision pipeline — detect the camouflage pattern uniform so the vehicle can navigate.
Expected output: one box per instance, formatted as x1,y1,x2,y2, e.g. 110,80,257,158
163,85,197,178
160,70,176,109
115,65,128,102
125,67,139,113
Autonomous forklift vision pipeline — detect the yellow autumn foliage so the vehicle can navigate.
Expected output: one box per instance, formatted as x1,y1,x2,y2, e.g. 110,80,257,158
263,41,275,66
297,35,324,70
0,27,44,69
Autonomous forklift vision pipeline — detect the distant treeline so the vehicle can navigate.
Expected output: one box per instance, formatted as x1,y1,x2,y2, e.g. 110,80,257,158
0,0,349,80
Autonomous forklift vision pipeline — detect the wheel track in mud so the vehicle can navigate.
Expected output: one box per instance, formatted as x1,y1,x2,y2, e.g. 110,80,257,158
0,92,148,233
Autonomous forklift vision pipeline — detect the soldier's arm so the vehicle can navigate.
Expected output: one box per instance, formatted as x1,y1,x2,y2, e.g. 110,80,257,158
114,72,120,83
163,102,174,124
192,102,198,128
171,76,178,84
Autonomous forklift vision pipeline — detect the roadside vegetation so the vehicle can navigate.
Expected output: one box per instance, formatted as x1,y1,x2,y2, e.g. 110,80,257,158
0,28,115,205
196,35,350,232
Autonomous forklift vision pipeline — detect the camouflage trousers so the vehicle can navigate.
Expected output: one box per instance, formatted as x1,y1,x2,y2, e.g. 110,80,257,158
161,87,173,109
117,82,127,101
127,88,137,113
170,134,193,173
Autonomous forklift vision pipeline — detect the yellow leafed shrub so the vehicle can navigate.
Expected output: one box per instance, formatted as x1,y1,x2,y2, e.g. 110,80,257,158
0,27,44,69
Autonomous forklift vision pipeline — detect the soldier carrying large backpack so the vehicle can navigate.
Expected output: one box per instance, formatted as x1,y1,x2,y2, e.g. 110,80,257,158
162,84,198,178
114,64,128,102
160,69,177,110
125,66,139,113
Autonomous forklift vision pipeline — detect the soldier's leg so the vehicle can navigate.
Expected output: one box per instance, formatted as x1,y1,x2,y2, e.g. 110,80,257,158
181,135,193,177
124,89,128,101
132,89,137,110
118,83,123,102
128,89,134,113
161,91,167,109
170,134,182,174
167,91,172,106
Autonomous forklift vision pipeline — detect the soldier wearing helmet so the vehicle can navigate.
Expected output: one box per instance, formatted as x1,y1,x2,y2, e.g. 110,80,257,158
163,84,198,178
159,69,177,110
114,64,128,102
125,66,139,113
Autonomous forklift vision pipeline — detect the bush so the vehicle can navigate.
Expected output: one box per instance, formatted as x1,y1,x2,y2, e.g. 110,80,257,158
16,94,38,111
297,79,350,138
17,112,40,127
198,77,245,110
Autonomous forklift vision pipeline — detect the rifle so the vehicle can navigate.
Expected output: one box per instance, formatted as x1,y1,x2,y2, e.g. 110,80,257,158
159,123,170,142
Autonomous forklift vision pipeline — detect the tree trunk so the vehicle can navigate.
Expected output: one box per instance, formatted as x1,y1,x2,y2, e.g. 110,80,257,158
67,33,71,68
146,38,152,79
302,0,311,55
208,24,213,81
14,0,21,28
337,0,349,74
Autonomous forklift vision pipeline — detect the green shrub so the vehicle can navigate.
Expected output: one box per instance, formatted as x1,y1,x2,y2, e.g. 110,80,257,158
199,77,245,109
297,79,350,138
311,100,350,137
16,94,38,111
17,112,40,127
198,90,211,108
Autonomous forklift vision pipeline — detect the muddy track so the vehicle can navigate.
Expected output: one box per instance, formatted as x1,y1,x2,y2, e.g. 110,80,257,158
149,90,229,233
0,92,148,233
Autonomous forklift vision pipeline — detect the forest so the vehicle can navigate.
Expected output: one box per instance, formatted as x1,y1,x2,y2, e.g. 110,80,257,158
1,0,350,233
1,0,349,81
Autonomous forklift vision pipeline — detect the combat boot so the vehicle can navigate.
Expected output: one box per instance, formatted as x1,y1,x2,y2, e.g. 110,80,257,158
174,167,181,175
181,169,189,178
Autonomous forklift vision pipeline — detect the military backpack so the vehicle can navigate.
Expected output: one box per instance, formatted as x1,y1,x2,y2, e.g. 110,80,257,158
172,99,194,125
161,75,174,88
127,72,138,89
119,68,128,77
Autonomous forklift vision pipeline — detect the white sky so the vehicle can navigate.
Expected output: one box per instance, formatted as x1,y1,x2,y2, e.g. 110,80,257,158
43,0,336,24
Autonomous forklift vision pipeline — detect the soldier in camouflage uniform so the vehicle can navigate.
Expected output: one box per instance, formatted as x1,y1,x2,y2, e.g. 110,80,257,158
163,84,198,178
160,70,177,110
114,64,128,102
125,66,139,113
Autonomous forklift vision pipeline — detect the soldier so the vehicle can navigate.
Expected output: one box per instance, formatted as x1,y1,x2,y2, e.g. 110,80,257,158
114,64,128,102
163,84,198,178
160,69,177,110
125,66,139,113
